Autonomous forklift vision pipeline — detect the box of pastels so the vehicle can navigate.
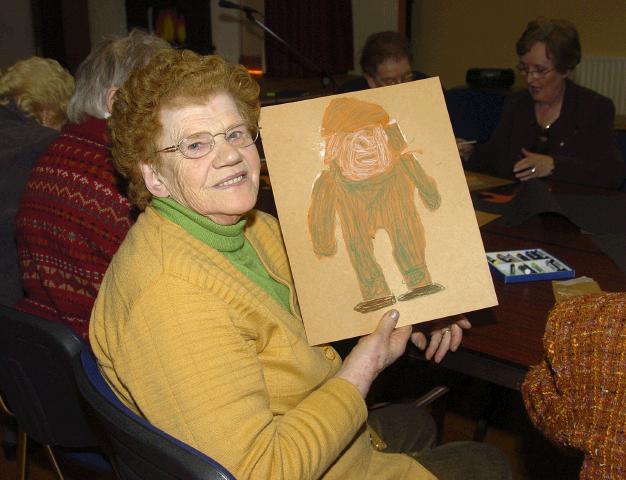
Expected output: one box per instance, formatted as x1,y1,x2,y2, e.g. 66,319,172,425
486,248,575,284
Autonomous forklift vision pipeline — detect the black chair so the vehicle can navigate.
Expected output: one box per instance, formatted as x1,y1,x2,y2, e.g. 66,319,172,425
74,348,236,480
615,130,626,191
0,304,109,480
444,86,507,144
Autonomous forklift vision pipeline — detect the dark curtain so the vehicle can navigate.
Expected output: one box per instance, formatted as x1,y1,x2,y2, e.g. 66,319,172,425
265,0,353,77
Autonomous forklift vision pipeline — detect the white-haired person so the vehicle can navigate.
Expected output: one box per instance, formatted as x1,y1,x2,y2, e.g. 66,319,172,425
14,29,170,343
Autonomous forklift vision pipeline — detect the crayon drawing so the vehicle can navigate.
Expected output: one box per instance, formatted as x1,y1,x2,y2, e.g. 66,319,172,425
259,78,498,345
308,97,443,313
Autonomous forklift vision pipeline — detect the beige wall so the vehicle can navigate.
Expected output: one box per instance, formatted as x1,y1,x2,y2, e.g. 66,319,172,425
411,0,626,89
352,0,401,74
0,0,36,69
88,0,126,45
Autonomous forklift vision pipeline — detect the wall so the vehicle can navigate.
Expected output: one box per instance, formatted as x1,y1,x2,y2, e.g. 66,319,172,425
211,2,243,64
411,0,626,89
0,0,36,69
0,0,126,70
88,0,127,45
351,0,400,74
211,0,265,67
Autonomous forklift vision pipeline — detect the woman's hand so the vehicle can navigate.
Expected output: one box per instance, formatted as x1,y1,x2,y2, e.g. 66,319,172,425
513,149,555,181
411,316,472,363
456,138,476,162
335,310,411,397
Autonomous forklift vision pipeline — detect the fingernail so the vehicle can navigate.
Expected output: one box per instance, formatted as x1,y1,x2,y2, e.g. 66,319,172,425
389,309,399,320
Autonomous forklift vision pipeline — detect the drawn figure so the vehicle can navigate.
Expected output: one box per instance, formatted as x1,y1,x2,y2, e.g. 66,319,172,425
308,97,443,313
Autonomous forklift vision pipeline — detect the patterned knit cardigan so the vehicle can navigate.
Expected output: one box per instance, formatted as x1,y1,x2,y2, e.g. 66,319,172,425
522,293,626,479
15,116,134,343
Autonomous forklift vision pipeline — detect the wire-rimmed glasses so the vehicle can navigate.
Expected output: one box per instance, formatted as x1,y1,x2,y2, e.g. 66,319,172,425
374,71,415,86
516,64,555,79
156,123,260,159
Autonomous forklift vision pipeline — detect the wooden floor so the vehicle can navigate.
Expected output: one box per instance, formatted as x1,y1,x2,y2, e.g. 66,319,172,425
0,365,582,480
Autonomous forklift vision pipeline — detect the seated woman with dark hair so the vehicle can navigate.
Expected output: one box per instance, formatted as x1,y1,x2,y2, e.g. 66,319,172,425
90,49,511,479
461,18,625,190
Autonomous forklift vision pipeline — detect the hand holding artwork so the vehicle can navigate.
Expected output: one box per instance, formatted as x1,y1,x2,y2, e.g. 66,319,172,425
335,310,411,397
513,148,555,181
411,316,472,363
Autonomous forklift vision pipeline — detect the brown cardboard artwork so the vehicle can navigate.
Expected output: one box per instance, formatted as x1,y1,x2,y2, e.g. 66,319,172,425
260,78,497,345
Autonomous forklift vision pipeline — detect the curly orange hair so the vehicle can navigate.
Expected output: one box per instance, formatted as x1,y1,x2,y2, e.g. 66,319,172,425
109,49,260,210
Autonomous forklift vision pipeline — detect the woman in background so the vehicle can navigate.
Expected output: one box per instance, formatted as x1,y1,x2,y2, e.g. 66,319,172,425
462,18,625,190
0,57,74,306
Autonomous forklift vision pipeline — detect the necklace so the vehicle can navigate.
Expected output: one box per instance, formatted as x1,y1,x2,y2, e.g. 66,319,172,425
535,104,561,129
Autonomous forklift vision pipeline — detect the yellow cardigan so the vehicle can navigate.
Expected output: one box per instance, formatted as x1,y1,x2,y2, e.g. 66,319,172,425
90,206,435,480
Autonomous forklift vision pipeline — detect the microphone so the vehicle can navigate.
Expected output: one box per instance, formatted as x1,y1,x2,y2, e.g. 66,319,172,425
218,0,260,15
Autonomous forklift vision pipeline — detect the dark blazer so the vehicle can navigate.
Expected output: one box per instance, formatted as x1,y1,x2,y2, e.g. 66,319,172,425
0,102,58,305
467,80,626,189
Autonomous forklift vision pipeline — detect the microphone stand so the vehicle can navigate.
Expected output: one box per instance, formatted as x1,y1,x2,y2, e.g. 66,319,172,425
241,10,336,91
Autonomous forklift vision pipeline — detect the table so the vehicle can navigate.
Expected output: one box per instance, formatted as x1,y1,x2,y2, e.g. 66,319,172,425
435,184,626,390
256,168,626,390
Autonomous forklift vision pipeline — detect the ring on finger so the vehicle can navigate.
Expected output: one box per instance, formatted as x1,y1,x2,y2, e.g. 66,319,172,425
530,167,536,174
441,327,452,336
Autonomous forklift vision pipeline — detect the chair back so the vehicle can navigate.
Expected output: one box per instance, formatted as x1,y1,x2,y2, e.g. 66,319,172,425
74,348,236,480
0,304,100,447
444,87,506,144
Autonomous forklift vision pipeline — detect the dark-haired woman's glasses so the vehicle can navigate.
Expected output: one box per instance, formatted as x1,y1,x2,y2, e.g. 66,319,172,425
516,64,555,79
374,71,414,86
157,123,260,159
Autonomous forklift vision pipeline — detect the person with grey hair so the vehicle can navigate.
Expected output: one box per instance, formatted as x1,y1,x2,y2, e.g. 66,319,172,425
14,29,170,344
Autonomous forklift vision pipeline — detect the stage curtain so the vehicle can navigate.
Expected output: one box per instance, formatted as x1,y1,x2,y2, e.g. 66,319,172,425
265,0,353,77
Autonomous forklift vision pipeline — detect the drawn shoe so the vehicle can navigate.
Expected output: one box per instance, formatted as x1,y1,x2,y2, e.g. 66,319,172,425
354,294,397,313
397,283,444,302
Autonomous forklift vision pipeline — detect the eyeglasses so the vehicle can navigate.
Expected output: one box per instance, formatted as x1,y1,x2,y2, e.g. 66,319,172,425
375,71,414,86
156,123,260,159
516,64,555,79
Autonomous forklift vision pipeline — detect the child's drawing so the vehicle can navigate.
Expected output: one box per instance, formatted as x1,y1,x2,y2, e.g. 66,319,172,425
308,97,443,313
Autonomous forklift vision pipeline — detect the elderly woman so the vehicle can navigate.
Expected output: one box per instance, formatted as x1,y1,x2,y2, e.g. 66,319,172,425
91,49,510,479
462,18,625,189
0,57,74,306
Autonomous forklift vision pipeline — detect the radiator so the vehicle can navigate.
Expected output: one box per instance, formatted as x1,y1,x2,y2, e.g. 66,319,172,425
572,56,626,115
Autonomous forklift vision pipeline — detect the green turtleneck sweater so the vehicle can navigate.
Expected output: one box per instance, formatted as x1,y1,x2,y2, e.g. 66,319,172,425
152,197,291,312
